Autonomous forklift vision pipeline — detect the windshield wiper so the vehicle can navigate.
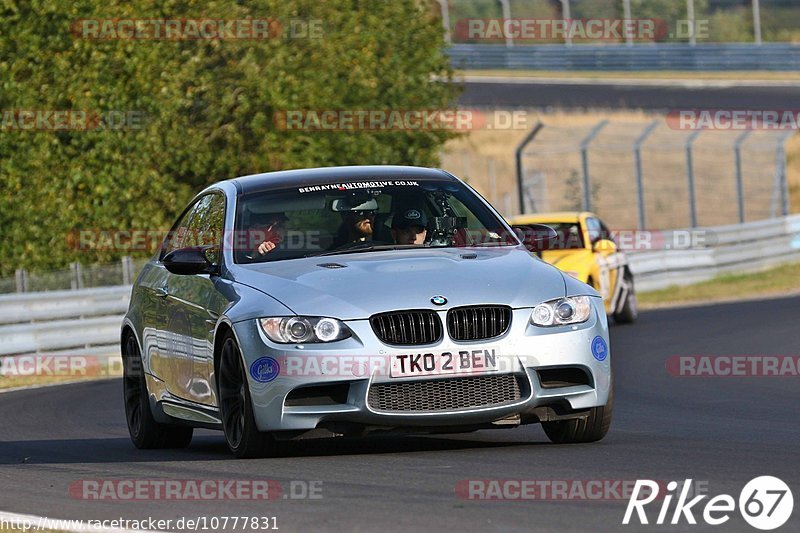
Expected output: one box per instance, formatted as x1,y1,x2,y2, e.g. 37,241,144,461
466,241,516,247
310,243,428,258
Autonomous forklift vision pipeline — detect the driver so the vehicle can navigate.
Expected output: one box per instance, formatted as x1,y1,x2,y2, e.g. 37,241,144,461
391,207,428,245
332,197,378,247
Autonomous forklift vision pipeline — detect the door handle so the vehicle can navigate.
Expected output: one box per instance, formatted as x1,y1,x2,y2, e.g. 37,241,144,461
153,286,169,298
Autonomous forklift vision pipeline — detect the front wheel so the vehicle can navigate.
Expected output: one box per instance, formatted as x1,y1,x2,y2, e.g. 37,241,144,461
613,274,638,324
122,334,193,449
542,382,613,444
217,333,275,458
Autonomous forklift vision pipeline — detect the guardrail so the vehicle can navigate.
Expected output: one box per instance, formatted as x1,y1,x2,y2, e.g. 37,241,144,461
1,215,799,356
0,286,130,356
0,286,131,326
628,215,800,291
447,43,800,71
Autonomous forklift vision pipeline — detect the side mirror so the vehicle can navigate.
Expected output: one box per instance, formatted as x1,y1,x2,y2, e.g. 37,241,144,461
592,238,617,253
513,224,558,253
163,246,218,275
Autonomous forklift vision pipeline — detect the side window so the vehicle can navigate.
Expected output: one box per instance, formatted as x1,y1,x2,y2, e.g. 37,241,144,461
161,193,225,258
599,220,615,244
162,202,201,257
183,194,225,250
585,217,602,244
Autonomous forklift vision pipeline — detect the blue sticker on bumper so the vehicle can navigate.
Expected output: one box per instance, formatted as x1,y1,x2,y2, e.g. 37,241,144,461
591,336,608,361
250,357,280,383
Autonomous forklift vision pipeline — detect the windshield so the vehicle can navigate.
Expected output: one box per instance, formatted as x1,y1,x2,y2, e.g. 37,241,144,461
540,222,585,250
233,178,518,263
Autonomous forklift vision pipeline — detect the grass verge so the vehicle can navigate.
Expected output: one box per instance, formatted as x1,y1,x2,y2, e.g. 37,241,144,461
0,356,121,391
638,262,800,308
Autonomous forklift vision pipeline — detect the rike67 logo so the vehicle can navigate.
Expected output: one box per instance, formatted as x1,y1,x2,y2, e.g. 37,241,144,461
623,477,793,530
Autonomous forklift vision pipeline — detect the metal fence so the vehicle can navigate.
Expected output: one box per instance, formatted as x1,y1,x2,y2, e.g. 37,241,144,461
628,214,800,291
518,120,795,230
442,152,518,219
447,43,800,71
438,0,800,49
3,256,150,294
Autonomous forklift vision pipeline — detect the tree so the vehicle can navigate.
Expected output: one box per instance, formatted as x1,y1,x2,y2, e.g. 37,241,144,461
0,0,459,275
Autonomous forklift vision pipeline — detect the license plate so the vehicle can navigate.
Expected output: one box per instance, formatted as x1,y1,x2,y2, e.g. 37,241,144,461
390,349,498,378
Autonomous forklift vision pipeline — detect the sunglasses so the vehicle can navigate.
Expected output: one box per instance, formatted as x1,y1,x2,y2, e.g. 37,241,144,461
350,210,376,219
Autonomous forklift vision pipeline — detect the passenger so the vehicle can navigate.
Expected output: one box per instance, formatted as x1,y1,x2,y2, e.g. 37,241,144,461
391,207,428,245
254,212,289,255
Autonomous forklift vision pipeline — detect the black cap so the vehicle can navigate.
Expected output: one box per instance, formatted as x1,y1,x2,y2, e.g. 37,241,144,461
392,207,428,230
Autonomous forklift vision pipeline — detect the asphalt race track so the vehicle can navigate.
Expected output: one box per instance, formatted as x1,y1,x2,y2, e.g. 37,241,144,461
1,296,799,532
458,80,800,110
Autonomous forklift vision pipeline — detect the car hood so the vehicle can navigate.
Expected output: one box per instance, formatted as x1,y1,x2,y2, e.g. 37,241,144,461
231,247,566,320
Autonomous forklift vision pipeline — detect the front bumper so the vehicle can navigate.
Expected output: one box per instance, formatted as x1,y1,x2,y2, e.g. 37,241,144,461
231,302,611,433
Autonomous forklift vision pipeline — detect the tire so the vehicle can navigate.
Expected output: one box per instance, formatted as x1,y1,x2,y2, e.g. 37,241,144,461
217,333,275,458
122,333,193,449
613,273,638,324
542,381,613,444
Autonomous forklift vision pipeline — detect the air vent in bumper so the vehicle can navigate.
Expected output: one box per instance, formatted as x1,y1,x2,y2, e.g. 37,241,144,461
285,384,350,406
367,374,524,412
537,367,592,389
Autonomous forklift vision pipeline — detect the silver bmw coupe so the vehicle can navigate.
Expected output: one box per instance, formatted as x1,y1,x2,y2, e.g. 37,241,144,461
121,166,613,457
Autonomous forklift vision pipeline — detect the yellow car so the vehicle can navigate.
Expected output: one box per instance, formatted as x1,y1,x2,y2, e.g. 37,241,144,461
508,211,637,324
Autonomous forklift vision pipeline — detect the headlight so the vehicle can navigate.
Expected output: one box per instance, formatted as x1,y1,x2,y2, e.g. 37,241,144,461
259,317,351,343
530,296,592,327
